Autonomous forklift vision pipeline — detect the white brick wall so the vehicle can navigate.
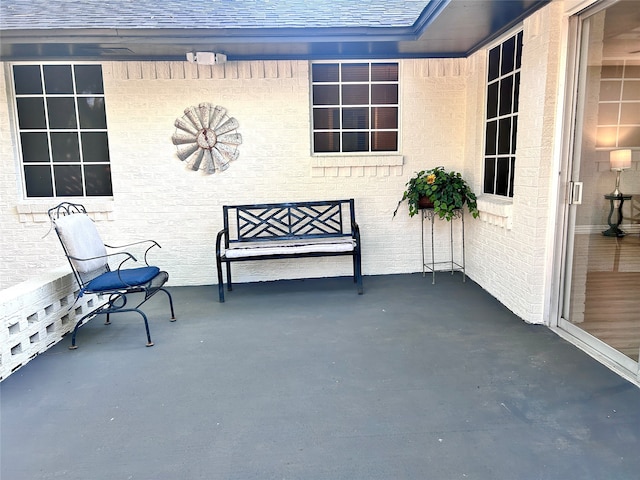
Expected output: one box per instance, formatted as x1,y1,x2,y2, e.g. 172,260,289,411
0,2,577,327
1,58,473,290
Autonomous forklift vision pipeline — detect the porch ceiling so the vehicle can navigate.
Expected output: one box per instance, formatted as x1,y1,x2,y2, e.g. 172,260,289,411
0,0,550,61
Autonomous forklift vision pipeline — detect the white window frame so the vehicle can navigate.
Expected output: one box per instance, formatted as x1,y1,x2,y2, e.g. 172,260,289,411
10,62,113,199
482,30,523,198
310,60,400,155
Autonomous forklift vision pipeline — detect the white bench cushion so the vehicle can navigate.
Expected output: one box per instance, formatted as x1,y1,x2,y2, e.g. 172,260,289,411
224,238,355,259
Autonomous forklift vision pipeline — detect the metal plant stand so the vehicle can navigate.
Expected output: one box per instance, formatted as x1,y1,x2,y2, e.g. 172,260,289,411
421,208,465,284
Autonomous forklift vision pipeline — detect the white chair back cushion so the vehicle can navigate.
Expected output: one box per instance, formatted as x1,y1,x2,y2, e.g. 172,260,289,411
54,214,108,274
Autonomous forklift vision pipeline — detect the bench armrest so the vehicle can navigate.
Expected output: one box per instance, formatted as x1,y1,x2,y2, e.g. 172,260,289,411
216,228,229,258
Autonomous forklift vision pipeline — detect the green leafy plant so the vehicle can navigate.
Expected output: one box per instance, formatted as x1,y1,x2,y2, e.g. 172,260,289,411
393,166,479,221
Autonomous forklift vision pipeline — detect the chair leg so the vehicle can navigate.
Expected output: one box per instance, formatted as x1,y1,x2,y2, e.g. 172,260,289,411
69,314,90,350
137,309,154,347
69,308,153,348
159,287,176,321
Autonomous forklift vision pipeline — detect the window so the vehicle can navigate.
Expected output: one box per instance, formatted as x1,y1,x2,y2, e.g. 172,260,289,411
596,60,640,149
12,64,112,198
483,31,522,197
311,61,399,154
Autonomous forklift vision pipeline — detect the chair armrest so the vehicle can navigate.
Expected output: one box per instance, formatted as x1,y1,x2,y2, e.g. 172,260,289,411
104,240,161,266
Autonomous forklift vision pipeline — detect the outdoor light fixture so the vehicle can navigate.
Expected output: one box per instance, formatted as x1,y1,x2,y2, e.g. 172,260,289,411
609,149,632,196
186,52,227,65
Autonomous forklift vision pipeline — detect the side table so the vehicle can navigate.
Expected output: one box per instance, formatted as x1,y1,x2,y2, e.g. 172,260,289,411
602,193,632,237
421,208,465,284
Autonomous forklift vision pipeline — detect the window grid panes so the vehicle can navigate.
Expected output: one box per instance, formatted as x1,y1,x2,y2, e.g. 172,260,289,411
13,64,112,198
483,31,522,197
596,61,640,149
311,61,399,153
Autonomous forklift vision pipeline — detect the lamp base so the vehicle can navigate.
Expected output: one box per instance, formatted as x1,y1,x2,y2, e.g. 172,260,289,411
602,226,626,237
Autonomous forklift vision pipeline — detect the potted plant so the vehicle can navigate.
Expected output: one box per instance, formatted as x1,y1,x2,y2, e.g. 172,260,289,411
393,166,479,221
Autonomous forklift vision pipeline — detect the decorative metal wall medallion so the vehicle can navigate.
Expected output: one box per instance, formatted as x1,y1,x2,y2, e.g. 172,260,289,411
172,103,242,173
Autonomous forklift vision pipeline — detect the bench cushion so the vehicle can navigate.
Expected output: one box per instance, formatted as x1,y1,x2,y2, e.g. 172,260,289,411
224,238,355,259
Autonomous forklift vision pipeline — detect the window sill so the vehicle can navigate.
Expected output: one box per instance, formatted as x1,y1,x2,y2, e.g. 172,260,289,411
476,195,513,230
311,155,404,177
16,200,115,223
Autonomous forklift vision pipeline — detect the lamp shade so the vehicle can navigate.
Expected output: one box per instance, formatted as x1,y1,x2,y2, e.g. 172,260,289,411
610,149,632,171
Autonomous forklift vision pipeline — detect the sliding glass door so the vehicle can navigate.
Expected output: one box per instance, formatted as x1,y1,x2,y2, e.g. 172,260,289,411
559,0,640,384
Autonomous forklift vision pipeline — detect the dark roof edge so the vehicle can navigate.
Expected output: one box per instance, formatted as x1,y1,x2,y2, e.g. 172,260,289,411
463,0,551,56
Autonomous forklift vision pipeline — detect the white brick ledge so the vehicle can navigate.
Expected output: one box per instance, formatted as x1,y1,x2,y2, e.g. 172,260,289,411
15,201,115,223
311,155,404,177
477,195,513,230
0,266,103,381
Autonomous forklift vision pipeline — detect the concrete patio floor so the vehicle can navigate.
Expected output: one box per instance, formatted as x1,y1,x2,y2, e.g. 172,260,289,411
1,273,639,480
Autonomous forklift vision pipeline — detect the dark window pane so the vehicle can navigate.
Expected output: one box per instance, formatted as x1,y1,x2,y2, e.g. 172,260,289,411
54,165,83,196
17,97,46,129
20,132,49,162
43,65,74,94
13,65,42,94
342,63,369,82
47,97,77,128
342,107,369,129
601,65,624,79
314,132,340,152
515,32,523,69
85,164,113,196
312,63,339,82
75,65,104,94
484,158,496,194
485,120,497,155
371,131,397,151
514,72,520,113
372,107,397,129
81,132,110,162
371,84,398,104
498,118,512,154
342,132,368,152
495,157,510,196
509,157,515,197
499,76,514,116
313,85,339,105
24,165,53,197
342,84,369,105
488,46,500,81
511,117,518,154
78,97,107,129
371,63,398,81
486,83,498,119
50,132,80,162
313,108,340,130
501,36,516,75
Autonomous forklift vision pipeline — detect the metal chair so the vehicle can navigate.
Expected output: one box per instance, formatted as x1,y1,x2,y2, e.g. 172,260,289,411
48,202,176,349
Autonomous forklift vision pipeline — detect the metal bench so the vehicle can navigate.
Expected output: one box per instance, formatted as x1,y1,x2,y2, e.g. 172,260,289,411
215,199,363,302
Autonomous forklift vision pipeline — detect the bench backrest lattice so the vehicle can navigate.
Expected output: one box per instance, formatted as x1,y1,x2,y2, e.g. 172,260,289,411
225,200,354,244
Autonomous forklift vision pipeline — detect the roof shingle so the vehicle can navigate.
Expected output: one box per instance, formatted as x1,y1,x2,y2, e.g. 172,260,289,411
0,0,430,30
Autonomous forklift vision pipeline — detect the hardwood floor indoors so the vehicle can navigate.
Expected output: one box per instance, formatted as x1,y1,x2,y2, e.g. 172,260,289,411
581,233,640,361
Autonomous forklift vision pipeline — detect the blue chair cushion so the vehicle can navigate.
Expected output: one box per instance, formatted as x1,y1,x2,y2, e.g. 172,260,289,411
86,266,161,293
